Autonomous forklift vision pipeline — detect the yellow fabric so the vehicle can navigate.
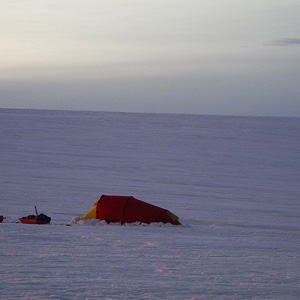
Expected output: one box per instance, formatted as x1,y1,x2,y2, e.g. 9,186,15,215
167,211,179,222
79,206,97,220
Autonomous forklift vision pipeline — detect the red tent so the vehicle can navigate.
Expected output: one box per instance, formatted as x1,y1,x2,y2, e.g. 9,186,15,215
80,195,181,225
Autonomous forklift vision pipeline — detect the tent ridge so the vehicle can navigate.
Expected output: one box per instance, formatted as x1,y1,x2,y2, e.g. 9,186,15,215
154,209,168,223
120,196,133,224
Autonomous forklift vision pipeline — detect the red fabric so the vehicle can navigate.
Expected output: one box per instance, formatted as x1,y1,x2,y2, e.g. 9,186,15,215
19,218,49,225
96,195,129,222
96,195,180,225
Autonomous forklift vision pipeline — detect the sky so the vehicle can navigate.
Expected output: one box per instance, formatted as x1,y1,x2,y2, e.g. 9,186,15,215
0,0,300,117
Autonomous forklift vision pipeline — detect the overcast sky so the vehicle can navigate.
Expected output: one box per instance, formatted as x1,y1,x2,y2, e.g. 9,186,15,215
1,0,299,117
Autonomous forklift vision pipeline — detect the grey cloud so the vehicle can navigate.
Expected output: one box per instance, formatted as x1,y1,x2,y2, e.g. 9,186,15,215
266,38,300,46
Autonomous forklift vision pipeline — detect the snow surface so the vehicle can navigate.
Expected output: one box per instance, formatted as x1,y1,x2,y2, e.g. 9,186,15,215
1,108,299,299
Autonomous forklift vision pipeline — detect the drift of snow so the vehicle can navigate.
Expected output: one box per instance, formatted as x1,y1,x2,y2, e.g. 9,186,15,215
1,109,299,299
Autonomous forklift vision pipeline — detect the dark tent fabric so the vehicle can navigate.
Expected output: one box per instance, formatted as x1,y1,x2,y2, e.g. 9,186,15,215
93,195,180,225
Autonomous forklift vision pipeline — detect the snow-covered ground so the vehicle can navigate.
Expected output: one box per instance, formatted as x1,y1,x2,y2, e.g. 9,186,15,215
1,108,299,299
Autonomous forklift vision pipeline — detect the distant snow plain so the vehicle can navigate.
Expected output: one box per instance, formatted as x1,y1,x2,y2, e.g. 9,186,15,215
1,109,299,299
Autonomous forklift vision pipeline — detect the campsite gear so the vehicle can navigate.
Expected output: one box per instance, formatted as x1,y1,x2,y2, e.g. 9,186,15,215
35,206,38,216
19,207,51,224
80,195,181,225
19,213,51,224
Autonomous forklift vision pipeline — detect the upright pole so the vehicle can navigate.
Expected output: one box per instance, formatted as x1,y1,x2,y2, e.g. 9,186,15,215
34,206,38,217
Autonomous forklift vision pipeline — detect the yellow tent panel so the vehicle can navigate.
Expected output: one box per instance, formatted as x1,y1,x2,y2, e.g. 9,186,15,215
79,201,98,220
